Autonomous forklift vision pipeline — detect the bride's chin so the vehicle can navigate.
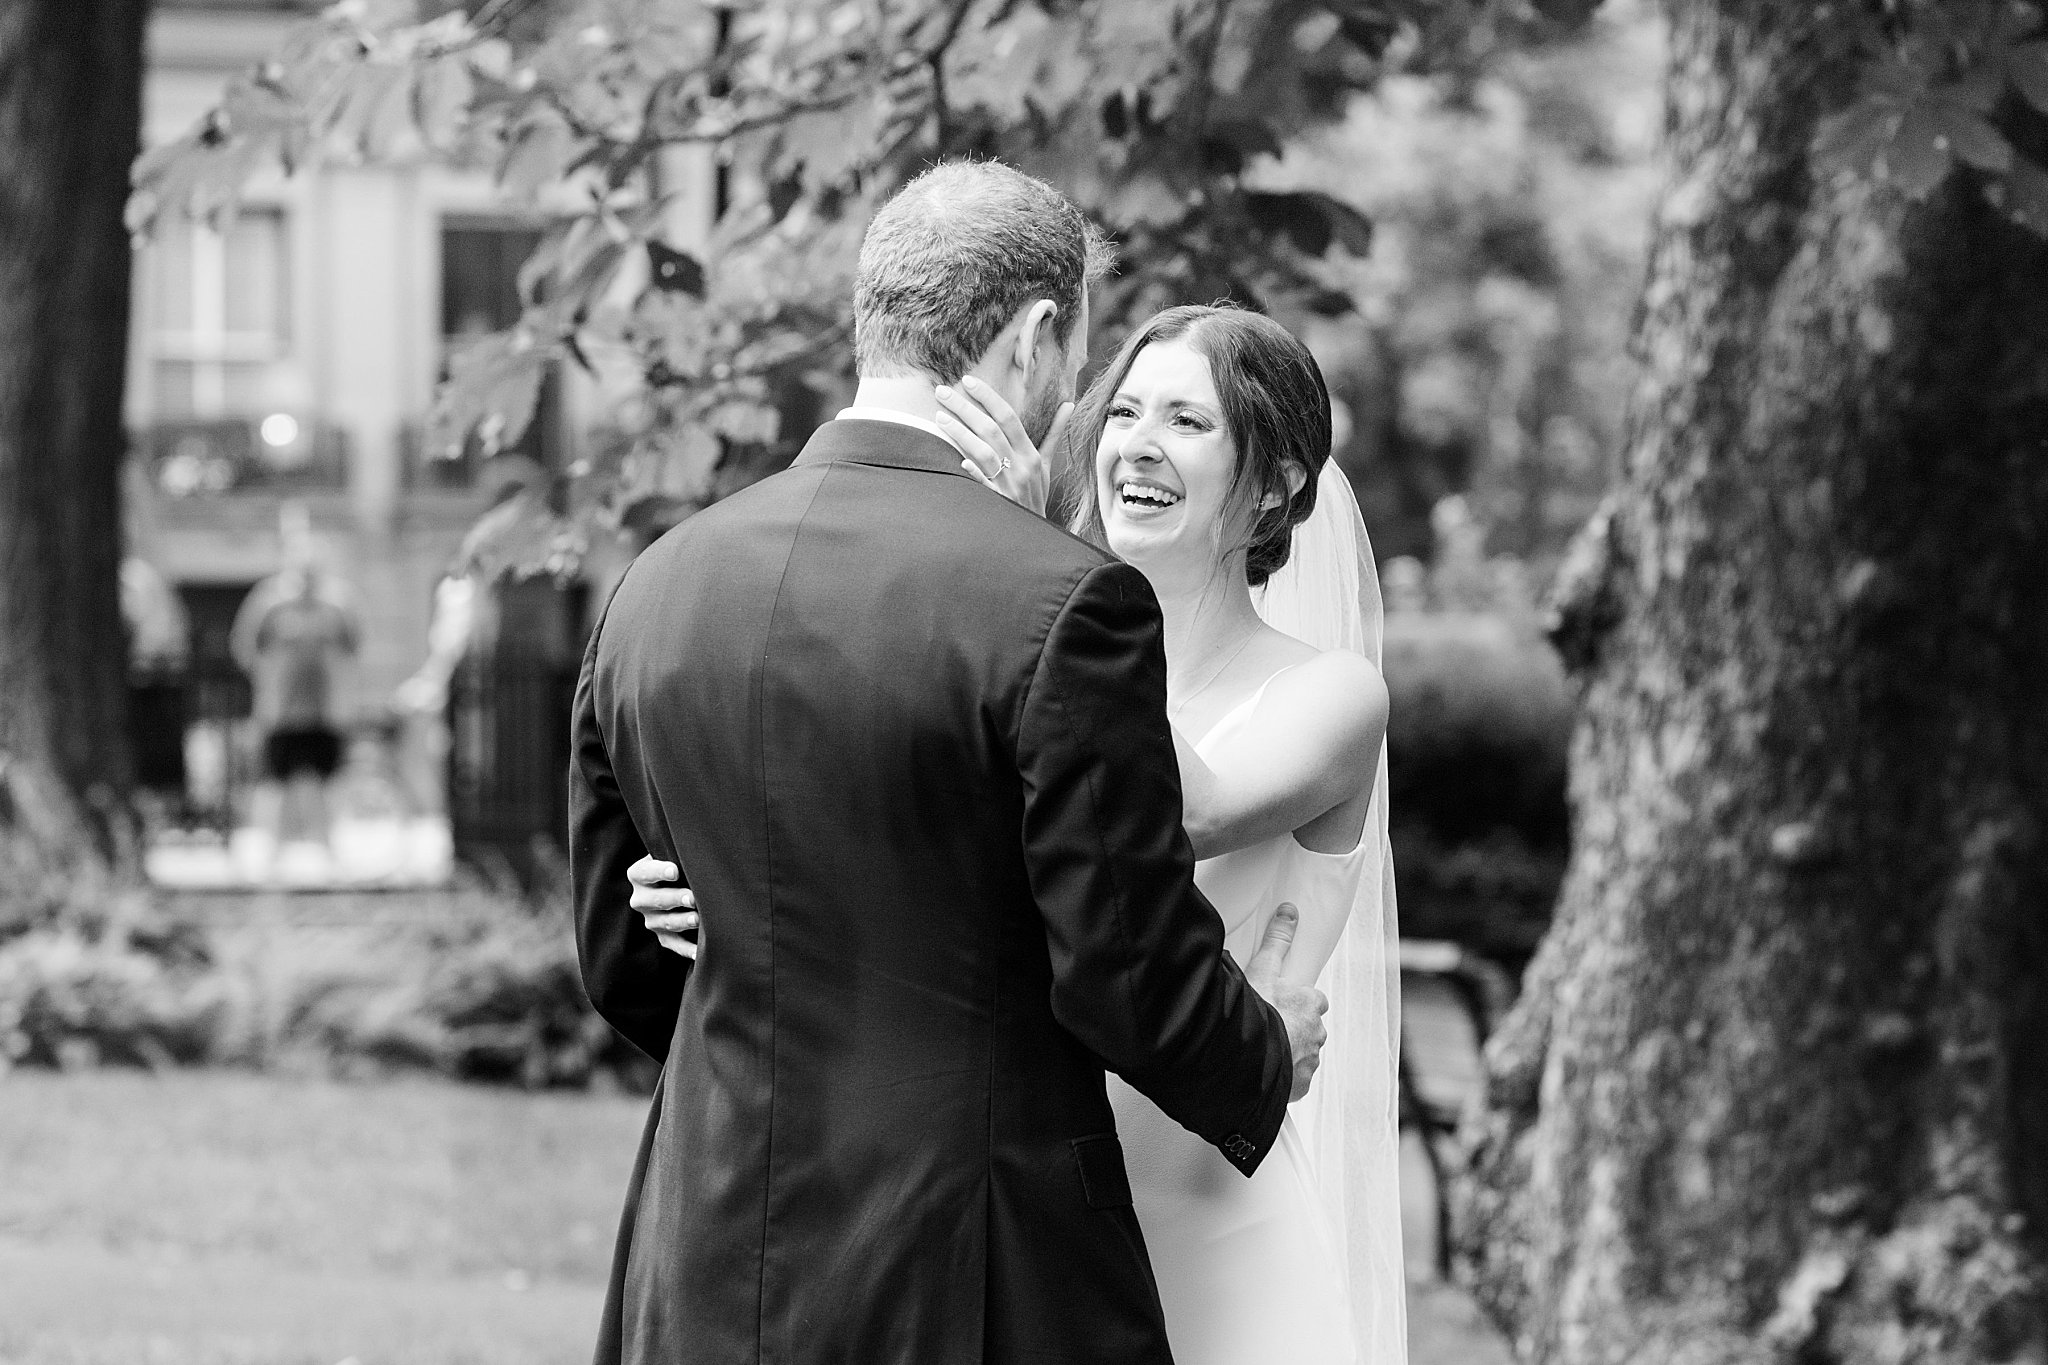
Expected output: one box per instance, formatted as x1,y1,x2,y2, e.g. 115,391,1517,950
1106,526,1191,570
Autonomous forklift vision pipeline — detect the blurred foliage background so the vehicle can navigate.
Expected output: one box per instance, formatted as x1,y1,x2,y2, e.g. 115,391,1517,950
134,0,1663,582
0,0,1673,1085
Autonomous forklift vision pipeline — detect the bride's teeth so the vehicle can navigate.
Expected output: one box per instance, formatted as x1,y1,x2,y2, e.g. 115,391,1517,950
1121,482,1180,507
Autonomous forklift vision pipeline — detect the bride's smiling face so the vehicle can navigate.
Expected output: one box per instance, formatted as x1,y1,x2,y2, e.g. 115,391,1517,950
1094,339,1248,569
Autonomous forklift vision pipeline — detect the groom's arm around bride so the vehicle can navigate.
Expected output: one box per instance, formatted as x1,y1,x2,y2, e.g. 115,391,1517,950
1015,558,1328,1133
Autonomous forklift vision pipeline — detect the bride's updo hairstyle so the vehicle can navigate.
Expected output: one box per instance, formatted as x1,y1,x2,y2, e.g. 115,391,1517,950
1058,304,1332,587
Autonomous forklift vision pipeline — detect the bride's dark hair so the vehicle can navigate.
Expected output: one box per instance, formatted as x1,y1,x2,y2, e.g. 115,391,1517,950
1050,304,1332,587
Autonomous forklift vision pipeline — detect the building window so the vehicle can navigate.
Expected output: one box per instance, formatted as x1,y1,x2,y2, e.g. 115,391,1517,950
431,219,562,486
149,208,289,420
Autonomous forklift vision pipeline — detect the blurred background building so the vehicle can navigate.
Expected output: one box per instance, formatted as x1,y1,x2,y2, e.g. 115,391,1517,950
131,1,719,883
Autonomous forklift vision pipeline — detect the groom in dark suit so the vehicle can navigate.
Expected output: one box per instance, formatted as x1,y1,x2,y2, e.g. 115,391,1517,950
571,161,1328,1365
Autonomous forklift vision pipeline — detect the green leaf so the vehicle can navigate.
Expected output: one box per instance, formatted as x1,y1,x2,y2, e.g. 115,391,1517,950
1241,189,1373,256
945,5,1059,123
1305,189,1376,254
413,54,474,150
522,221,629,334
2000,156,2048,236
325,62,411,159
1941,64,2005,114
2006,41,2048,115
702,399,781,446
1103,174,1194,230
1812,98,1901,183
456,486,586,583
1876,105,1955,200
775,92,892,191
430,331,552,459
498,107,581,201
1924,97,2012,174
647,242,707,297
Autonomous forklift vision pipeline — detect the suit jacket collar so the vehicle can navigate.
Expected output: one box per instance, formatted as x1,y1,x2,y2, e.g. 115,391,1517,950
793,418,970,479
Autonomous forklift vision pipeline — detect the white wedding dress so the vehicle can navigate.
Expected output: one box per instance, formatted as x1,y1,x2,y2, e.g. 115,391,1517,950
1108,463,1405,1365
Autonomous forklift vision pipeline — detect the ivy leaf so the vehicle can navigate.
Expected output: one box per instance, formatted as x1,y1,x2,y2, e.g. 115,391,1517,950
2006,41,2048,115
1104,174,1194,230
775,92,892,191
1941,64,2005,114
1876,104,1955,200
412,54,474,150
703,399,781,446
1307,190,1376,254
429,330,551,459
1813,96,1902,183
499,106,580,201
2000,156,2048,235
522,224,629,334
1925,94,2013,173
324,62,410,158
946,4,1057,123
456,484,586,582
1243,189,1375,256
647,241,707,297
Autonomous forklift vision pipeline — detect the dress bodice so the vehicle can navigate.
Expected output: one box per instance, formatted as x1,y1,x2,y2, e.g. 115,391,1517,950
1188,669,1359,972
1111,666,1364,1365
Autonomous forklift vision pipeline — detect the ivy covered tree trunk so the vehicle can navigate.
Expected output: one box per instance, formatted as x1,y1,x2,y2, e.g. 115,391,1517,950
0,0,148,868
1455,3,2048,1361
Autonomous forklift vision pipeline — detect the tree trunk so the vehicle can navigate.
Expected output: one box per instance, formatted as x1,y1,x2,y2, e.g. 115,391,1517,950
1455,4,2048,1362
0,0,148,870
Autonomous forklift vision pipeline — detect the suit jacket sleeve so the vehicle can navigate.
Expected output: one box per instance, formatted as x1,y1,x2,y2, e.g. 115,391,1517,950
1016,560,1293,1175
569,606,687,1063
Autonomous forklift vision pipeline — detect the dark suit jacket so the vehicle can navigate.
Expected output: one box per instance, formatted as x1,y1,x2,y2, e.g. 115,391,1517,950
570,418,1294,1365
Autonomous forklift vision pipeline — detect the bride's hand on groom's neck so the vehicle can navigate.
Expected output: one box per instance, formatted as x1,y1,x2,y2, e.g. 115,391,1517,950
935,376,1070,518
1244,902,1328,1102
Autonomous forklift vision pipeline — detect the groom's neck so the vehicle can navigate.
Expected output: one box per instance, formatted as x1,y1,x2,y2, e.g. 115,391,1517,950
848,375,942,423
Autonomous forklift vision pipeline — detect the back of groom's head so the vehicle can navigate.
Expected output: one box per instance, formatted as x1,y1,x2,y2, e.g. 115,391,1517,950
854,161,1114,383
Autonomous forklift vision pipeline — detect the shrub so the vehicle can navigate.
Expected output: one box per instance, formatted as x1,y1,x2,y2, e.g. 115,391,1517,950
0,925,230,1070
0,872,656,1091
286,907,657,1091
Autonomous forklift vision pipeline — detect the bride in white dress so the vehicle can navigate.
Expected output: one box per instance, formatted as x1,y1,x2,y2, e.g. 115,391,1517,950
1057,305,1402,1365
631,304,1404,1365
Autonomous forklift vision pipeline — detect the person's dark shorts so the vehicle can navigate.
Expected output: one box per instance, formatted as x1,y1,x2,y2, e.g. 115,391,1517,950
263,726,343,781
127,678,188,793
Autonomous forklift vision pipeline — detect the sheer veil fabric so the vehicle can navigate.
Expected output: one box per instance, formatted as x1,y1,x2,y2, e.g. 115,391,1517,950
1250,460,1406,1365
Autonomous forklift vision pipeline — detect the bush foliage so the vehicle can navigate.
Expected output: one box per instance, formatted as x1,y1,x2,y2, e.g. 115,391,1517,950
0,871,655,1091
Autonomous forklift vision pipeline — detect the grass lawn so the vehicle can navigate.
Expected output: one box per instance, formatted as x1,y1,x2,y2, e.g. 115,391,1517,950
0,1069,1509,1365
0,1070,642,1365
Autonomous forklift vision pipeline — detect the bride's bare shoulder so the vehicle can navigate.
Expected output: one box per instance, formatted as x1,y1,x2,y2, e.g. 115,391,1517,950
1262,640,1387,727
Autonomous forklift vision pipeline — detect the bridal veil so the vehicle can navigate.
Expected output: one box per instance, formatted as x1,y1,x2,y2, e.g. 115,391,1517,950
1251,460,1407,1365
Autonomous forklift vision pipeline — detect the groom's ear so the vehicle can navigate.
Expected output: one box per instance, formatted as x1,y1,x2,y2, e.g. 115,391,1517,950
1012,298,1061,383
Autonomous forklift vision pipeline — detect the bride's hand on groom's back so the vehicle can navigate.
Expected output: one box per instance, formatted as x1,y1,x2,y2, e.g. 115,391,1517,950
1244,903,1329,1102
628,856,699,961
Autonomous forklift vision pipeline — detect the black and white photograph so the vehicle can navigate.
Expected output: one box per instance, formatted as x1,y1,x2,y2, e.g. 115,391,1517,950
1,1,2043,1362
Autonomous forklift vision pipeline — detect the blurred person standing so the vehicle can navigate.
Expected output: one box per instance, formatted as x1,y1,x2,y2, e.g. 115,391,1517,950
229,502,359,879
121,554,191,827
121,459,193,830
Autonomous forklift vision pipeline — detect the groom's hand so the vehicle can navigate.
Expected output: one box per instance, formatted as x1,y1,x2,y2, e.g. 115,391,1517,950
1243,902,1328,1102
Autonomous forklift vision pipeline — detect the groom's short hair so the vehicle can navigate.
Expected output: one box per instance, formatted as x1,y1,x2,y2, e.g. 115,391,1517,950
854,161,1115,383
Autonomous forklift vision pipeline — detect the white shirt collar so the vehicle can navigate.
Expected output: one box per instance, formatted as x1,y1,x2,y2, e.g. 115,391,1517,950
834,406,963,457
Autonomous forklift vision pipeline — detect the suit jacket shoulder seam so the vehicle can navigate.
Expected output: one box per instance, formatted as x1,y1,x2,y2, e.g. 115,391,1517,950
751,460,838,1354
